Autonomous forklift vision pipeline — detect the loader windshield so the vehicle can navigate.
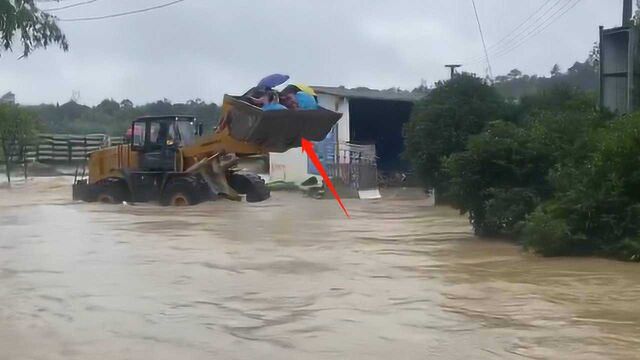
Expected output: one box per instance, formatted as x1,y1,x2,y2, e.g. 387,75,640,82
177,120,197,146
149,121,176,147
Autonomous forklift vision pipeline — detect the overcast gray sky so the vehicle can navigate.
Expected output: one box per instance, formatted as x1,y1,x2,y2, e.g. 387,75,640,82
0,0,626,105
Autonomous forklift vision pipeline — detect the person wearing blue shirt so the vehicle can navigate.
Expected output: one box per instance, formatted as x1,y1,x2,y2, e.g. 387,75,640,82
263,102,287,111
295,91,318,110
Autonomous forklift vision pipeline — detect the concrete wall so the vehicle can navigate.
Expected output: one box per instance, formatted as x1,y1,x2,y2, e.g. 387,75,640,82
268,94,349,183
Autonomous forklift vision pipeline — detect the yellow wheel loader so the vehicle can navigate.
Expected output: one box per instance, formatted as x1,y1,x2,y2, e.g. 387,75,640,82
72,95,341,206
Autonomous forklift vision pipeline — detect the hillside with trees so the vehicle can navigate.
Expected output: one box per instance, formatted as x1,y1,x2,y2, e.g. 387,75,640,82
25,99,220,136
492,44,599,100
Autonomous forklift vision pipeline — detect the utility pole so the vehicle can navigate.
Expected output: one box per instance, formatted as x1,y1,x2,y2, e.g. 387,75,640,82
623,0,632,26
445,64,462,79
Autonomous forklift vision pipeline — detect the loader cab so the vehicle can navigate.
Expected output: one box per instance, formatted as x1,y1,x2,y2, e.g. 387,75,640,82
130,115,203,171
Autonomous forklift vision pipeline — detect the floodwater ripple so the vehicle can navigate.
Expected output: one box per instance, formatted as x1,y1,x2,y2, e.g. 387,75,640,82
0,178,639,359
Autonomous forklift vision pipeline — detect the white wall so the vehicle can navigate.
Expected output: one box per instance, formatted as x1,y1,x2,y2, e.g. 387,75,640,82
268,94,350,183
269,147,311,183
317,94,350,144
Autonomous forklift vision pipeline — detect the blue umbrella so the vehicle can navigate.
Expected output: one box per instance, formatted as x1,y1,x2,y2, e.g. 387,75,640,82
257,73,290,89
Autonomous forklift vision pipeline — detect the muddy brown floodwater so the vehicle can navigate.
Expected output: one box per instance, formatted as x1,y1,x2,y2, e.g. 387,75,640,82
1,177,639,359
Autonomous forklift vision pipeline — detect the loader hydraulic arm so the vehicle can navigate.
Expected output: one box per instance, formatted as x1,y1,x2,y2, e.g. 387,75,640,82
176,95,342,201
181,128,265,161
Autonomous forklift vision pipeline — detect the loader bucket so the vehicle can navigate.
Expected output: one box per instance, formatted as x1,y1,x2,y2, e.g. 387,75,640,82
220,95,342,153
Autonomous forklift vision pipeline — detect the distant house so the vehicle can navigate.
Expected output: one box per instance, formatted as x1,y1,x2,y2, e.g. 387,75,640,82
0,92,15,105
268,86,424,196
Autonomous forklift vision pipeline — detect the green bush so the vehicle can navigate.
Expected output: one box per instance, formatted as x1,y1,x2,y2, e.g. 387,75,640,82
444,120,552,236
524,114,640,260
443,85,607,239
522,204,575,256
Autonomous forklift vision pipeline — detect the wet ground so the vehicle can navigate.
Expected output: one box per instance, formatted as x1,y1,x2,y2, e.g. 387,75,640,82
1,177,639,359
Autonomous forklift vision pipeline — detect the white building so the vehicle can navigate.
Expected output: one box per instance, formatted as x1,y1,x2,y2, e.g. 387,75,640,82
269,86,422,195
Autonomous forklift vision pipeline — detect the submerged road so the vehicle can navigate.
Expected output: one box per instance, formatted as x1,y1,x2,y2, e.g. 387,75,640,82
1,178,639,359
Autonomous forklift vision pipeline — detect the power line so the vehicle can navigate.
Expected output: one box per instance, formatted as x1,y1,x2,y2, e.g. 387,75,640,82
42,0,99,12
464,0,568,64
483,0,569,59
471,0,493,79
488,0,583,61
481,0,556,55
56,0,185,22
465,0,581,67
35,0,77,3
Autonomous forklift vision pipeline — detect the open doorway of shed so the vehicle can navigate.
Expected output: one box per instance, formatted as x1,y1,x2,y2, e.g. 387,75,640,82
348,98,413,173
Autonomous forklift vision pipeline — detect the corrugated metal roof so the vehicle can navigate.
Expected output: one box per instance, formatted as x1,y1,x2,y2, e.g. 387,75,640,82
312,86,424,102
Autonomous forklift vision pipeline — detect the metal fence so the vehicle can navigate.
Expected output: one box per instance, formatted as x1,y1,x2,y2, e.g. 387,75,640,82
328,142,379,192
1,134,124,164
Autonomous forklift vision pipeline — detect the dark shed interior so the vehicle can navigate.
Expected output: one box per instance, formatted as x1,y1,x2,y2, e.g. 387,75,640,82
348,98,414,172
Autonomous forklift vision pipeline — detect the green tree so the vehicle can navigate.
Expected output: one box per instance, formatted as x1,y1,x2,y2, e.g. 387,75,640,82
0,0,68,57
587,42,599,67
0,104,38,184
403,73,506,201
507,68,522,79
96,99,121,116
120,99,134,110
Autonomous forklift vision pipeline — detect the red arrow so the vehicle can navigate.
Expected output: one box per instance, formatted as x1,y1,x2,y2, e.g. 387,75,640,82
301,137,350,218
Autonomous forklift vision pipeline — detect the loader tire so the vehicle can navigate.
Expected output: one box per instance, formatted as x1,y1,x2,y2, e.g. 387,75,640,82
229,173,270,203
160,177,202,206
93,178,129,204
